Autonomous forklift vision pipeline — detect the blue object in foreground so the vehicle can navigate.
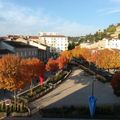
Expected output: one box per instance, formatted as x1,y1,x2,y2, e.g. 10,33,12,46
88,96,97,118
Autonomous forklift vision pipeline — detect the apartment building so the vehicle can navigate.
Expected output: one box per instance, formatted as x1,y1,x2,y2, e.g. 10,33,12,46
38,32,68,53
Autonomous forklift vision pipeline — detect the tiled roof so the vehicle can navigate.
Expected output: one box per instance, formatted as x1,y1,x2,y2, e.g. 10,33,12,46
3,41,38,49
8,35,20,37
29,36,39,39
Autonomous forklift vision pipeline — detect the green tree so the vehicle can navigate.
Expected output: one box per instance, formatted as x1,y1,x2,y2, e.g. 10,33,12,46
118,34,120,39
68,42,75,50
106,25,116,34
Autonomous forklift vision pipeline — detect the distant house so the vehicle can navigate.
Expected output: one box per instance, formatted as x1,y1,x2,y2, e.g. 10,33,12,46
1,41,38,58
28,36,39,43
80,38,120,50
7,35,21,41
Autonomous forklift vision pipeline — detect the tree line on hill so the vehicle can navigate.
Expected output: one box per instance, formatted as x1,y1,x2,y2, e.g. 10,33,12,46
68,23,120,47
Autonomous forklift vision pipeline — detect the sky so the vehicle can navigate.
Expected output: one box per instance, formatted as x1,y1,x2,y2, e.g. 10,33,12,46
0,0,120,36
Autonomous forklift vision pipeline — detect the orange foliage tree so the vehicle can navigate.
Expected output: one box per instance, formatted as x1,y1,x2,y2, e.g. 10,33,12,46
96,49,120,70
57,56,69,69
22,58,45,80
71,46,82,58
0,55,29,92
62,45,120,71
80,48,92,62
21,58,45,94
0,55,45,94
46,58,59,73
60,50,73,61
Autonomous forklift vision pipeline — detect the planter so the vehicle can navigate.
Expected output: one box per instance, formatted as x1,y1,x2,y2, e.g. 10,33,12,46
21,71,71,103
11,112,29,117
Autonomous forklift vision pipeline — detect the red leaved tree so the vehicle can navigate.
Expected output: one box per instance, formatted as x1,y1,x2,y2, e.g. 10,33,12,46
57,56,69,69
111,72,120,96
46,58,59,73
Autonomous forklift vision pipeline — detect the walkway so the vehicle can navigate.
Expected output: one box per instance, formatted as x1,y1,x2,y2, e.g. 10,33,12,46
30,68,120,110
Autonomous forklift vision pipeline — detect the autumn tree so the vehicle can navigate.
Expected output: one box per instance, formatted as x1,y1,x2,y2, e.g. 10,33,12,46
22,58,45,80
0,55,26,92
60,50,73,61
71,46,82,58
95,49,120,71
80,48,92,62
0,55,45,97
21,58,45,94
111,72,120,96
57,56,68,69
46,58,59,73
95,49,113,70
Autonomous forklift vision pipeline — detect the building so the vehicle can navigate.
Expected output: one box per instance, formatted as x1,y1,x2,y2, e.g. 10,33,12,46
104,38,120,50
0,41,38,58
80,39,106,49
28,36,39,43
80,38,120,50
0,49,13,58
38,32,68,53
15,37,51,62
0,37,51,62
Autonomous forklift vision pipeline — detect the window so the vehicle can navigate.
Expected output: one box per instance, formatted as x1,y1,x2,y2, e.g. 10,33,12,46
20,52,23,56
29,51,31,56
24,51,27,57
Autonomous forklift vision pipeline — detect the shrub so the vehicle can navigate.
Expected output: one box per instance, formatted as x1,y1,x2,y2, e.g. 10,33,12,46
96,105,113,114
111,72,120,96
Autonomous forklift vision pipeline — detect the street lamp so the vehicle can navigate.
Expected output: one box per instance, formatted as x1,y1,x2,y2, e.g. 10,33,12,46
88,75,97,118
91,75,96,96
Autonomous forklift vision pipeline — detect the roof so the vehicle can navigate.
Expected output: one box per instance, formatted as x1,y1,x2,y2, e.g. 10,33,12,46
38,48,45,51
29,36,39,39
40,43,50,47
3,41,38,49
40,35,66,37
0,37,9,41
8,35,20,38
0,49,13,55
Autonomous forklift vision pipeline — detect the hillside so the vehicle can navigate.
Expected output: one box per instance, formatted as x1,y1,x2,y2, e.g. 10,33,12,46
68,23,120,44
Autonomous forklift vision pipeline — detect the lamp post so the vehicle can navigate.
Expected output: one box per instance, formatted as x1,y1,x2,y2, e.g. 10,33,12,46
88,75,97,118
92,75,96,96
